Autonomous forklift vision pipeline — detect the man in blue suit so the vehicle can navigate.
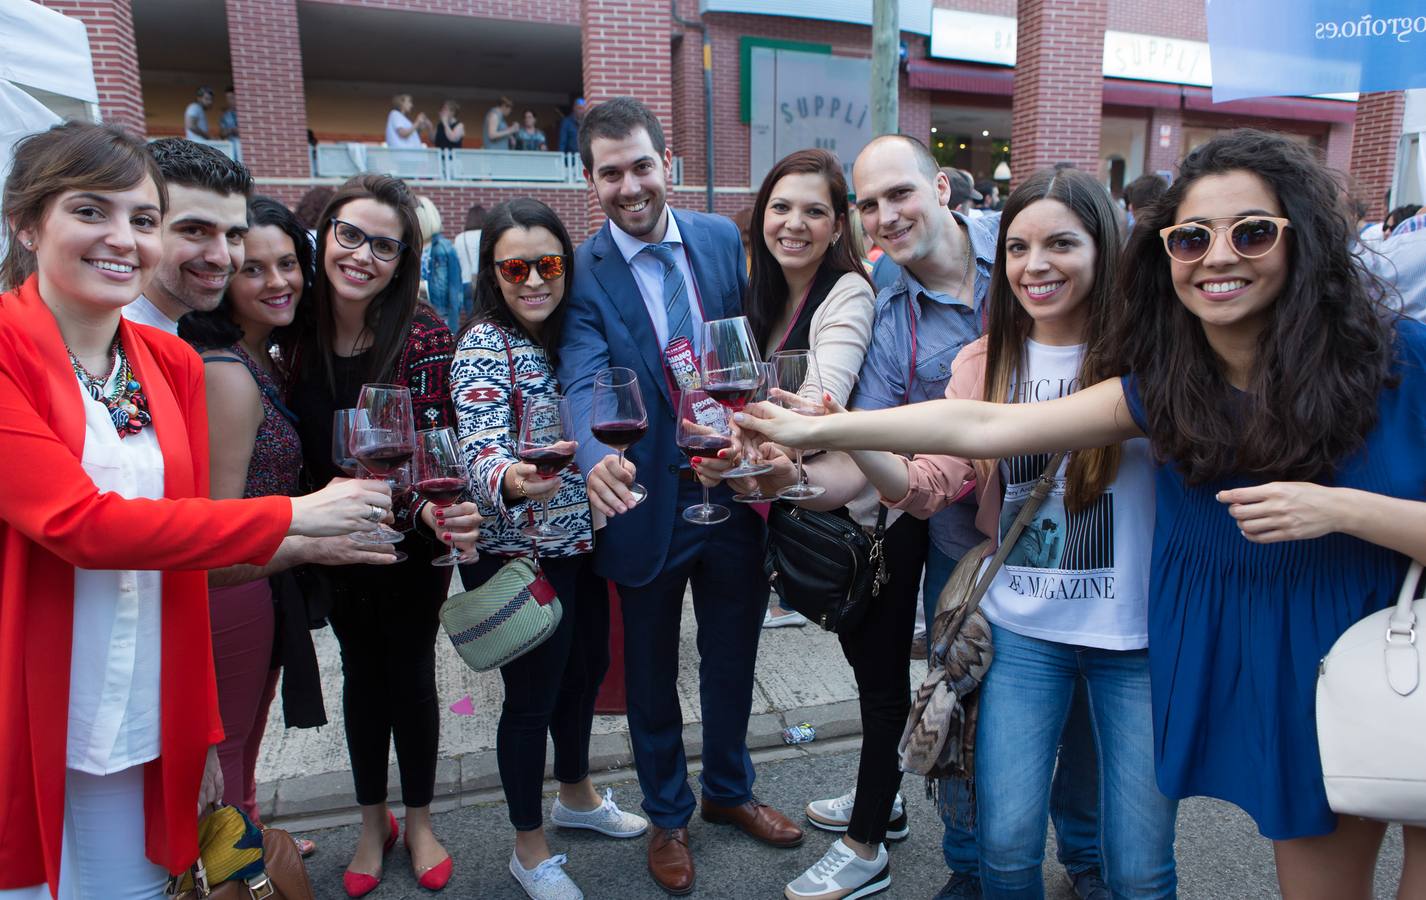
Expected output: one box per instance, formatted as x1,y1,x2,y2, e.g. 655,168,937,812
557,96,802,895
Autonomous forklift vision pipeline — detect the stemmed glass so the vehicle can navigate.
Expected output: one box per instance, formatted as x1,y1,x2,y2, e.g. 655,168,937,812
354,462,409,561
331,408,359,476
731,362,778,504
675,388,733,525
517,394,576,540
350,384,416,544
701,316,773,479
590,367,649,506
414,426,476,567
770,349,827,501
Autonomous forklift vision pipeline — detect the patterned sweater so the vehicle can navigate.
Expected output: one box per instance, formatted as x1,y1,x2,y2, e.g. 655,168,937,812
451,321,593,557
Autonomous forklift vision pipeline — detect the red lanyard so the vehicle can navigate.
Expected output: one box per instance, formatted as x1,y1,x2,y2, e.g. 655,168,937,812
904,298,918,405
773,278,816,355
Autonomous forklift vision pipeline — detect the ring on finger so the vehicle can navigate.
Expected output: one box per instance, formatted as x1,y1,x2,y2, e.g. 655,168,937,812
366,504,384,522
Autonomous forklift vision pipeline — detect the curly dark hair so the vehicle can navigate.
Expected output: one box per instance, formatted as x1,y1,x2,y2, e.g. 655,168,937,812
179,196,313,354
146,137,252,196
459,198,574,363
1112,128,1397,485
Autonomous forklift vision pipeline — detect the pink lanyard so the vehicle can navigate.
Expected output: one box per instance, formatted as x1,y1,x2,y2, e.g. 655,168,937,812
904,298,918,405
773,278,817,355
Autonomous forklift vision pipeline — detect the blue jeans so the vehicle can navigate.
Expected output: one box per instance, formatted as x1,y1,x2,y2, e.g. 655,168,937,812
927,547,1101,880
975,624,1178,899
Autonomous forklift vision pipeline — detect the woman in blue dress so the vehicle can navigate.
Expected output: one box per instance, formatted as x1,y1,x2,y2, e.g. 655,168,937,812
736,129,1426,898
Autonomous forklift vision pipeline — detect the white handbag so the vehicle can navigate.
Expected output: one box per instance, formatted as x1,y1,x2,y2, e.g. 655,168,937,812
1316,560,1426,826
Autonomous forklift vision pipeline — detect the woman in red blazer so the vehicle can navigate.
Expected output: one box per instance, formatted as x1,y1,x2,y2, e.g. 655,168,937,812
0,123,391,900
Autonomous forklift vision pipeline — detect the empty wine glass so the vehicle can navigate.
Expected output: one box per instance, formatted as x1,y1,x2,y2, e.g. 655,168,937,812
770,349,826,501
331,408,359,476
590,367,649,506
414,426,476,567
731,362,778,503
517,394,575,540
676,388,733,525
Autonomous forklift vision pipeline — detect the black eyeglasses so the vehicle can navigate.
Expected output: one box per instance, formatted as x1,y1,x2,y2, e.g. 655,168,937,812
329,218,408,262
495,254,568,285
1158,216,1291,264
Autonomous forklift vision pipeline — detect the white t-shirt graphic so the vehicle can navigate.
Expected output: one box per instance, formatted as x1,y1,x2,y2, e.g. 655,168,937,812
981,339,1155,650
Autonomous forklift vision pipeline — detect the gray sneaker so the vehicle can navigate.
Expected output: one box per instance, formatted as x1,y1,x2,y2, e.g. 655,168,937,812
550,787,648,838
509,851,584,900
805,789,909,841
785,839,890,900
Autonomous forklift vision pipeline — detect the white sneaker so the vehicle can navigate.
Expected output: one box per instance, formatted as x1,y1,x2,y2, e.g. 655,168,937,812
509,851,584,900
805,789,909,841
550,787,648,838
764,607,810,628
785,838,890,899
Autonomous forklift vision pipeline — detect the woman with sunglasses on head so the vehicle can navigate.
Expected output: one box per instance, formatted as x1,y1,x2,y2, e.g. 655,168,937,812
739,129,1426,898
0,122,391,900
286,174,482,897
450,198,646,900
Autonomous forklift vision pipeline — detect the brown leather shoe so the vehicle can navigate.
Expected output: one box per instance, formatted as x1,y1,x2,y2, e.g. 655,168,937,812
700,797,804,847
647,826,695,895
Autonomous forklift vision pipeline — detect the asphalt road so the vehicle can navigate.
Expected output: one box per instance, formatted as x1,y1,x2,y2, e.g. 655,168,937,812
294,740,1406,899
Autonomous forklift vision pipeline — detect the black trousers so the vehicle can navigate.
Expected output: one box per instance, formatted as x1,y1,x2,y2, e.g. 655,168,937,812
838,513,929,846
327,554,450,808
460,554,610,831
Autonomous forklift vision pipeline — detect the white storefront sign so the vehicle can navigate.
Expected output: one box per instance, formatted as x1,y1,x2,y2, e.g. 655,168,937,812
701,0,932,35
749,46,874,190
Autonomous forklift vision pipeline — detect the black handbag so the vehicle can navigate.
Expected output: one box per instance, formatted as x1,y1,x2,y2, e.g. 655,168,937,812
763,502,889,633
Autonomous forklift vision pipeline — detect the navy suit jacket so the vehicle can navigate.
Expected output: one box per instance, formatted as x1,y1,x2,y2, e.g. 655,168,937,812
557,209,748,587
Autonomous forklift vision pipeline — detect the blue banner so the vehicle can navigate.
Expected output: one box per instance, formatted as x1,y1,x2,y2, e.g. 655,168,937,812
1207,0,1426,102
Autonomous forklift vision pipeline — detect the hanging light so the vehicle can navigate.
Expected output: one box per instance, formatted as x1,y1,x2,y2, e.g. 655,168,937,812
981,130,990,137
993,161,1011,181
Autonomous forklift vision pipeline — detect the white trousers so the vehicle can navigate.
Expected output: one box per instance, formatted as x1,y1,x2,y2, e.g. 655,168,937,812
0,766,169,900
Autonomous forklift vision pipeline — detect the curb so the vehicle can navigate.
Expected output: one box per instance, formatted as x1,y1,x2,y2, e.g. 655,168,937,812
265,698,866,830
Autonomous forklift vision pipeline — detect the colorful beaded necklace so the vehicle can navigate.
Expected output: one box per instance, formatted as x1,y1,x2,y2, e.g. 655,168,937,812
67,336,151,438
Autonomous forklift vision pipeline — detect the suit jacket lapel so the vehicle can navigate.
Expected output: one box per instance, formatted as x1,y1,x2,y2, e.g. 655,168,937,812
589,223,673,410
674,211,727,322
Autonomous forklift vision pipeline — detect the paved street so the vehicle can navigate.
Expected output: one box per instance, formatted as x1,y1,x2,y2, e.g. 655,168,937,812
285,740,1406,899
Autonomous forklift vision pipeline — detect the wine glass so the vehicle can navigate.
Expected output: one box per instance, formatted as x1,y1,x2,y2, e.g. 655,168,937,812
353,462,409,560
331,408,359,476
350,384,416,544
770,349,826,501
675,388,733,525
517,394,575,540
731,362,778,503
414,427,476,567
702,317,775,480
590,367,648,506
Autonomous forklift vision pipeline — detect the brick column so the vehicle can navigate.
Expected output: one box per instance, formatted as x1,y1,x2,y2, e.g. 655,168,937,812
1009,0,1108,188
1348,92,1406,221
38,0,145,135
225,0,311,178
898,36,932,143
580,0,674,232
1145,106,1183,177
1324,120,1354,177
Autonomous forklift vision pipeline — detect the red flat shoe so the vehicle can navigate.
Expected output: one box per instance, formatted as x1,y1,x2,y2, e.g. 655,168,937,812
342,811,400,898
416,855,453,891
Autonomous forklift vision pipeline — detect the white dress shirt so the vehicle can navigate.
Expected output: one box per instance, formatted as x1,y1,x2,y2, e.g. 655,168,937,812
608,209,706,350
66,367,165,775
120,295,178,335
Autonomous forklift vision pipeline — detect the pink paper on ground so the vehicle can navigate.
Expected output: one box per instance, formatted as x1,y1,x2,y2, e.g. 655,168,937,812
449,694,475,716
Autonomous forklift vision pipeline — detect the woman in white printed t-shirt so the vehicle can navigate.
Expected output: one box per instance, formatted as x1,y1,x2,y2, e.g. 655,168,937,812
828,167,1179,898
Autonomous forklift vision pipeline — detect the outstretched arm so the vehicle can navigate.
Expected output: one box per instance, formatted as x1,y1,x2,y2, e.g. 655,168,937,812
736,376,1142,458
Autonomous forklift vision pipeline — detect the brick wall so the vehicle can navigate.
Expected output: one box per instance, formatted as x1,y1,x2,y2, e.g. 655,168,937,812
1010,0,1109,184
1145,106,1182,175
226,0,311,178
1348,92,1407,222
302,0,579,26
38,0,146,135
933,0,1207,41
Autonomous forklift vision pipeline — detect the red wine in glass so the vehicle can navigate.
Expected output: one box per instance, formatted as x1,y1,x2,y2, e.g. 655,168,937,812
702,378,761,411
355,444,413,475
590,419,648,451
518,446,574,477
414,477,465,506
677,433,733,460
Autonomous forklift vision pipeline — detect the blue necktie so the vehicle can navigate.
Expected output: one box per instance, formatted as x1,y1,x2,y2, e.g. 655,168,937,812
642,242,695,350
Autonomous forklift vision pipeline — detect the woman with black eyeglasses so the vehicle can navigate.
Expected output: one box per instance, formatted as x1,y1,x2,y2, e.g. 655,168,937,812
450,199,646,900
286,174,482,897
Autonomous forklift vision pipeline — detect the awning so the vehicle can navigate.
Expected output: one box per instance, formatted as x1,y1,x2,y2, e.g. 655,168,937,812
909,58,1356,123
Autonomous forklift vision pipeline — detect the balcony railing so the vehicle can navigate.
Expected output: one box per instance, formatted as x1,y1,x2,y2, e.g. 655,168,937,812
310,144,684,185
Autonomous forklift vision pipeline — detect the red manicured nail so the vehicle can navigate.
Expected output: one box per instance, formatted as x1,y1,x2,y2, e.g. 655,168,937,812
443,532,453,541
692,456,703,464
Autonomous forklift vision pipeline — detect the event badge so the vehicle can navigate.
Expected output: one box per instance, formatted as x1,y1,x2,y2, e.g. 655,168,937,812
664,336,701,391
